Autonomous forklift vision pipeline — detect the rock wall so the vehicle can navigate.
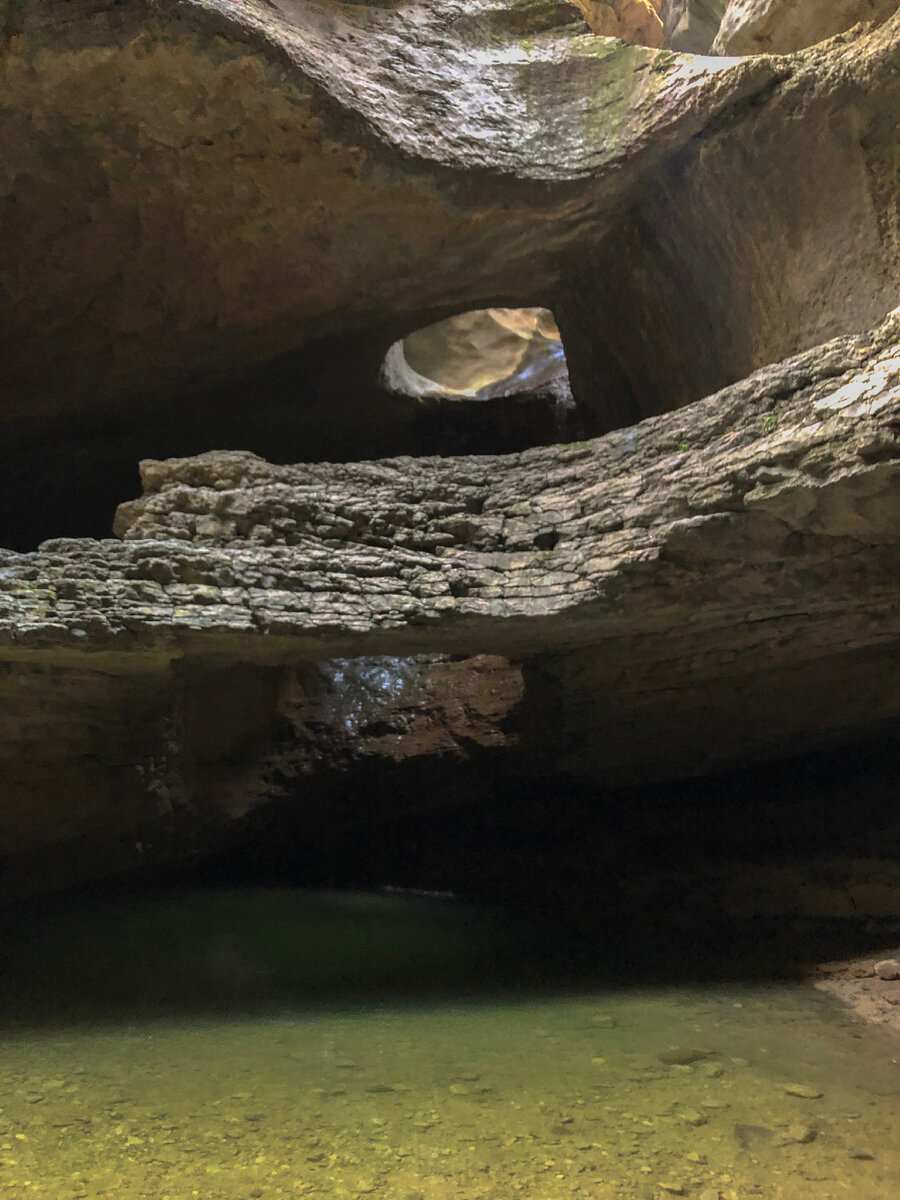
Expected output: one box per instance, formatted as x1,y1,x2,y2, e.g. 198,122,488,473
661,0,728,50
0,1,898,898
573,0,666,46
2,1,897,547
0,314,897,896
715,0,899,54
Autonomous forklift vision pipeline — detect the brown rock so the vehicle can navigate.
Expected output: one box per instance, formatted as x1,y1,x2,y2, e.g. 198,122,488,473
0,0,898,900
781,1083,824,1099
873,958,900,980
574,0,667,46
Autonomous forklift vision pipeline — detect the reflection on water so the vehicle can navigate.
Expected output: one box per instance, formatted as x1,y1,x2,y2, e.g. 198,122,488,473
0,888,897,1199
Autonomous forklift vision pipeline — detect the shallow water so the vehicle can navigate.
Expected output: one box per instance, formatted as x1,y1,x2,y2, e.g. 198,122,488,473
1,888,898,1200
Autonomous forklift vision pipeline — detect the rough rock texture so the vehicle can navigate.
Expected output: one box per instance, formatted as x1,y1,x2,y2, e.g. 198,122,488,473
715,0,899,54
815,952,900,1033
1,0,899,898
1,0,898,547
0,314,897,895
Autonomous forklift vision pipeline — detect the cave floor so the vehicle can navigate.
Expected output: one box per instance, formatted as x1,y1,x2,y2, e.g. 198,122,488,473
0,888,898,1200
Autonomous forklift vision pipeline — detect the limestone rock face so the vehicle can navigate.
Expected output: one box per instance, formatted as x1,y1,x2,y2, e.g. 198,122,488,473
0,0,899,897
573,0,666,46
661,0,728,50
0,314,897,895
715,0,898,54
2,0,898,549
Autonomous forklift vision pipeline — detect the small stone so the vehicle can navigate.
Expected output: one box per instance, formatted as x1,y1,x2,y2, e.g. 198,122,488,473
658,1182,686,1195
781,1083,823,1100
658,1047,711,1066
873,958,900,980
701,1063,724,1079
681,1109,708,1127
700,1099,728,1110
778,1124,817,1146
448,1084,470,1095
734,1123,774,1150
700,1191,722,1200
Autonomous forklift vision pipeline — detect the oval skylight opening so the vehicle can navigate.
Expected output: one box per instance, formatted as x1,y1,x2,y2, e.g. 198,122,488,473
381,307,568,401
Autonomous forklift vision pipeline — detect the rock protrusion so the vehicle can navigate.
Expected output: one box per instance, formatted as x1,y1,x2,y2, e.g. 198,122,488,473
714,0,898,55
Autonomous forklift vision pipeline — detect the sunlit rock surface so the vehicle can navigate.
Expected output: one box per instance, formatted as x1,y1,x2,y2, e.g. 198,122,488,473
714,0,898,53
382,308,567,401
660,0,728,49
574,0,666,46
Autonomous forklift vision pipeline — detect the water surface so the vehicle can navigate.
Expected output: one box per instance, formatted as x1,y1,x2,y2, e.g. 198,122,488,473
0,888,897,1200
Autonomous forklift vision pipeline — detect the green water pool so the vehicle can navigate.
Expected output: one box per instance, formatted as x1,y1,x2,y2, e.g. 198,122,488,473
0,889,897,1200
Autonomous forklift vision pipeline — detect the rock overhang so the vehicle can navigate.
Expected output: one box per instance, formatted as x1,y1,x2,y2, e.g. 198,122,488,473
1,2,898,551
0,0,899,896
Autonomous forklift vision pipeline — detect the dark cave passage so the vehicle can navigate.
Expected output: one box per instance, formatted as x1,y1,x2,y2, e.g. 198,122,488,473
6,725,887,1007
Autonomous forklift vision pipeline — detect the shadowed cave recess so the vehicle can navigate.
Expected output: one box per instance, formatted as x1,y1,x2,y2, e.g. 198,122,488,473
0,0,899,1006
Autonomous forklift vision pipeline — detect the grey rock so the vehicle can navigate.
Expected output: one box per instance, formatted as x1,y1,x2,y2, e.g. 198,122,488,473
715,0,898,55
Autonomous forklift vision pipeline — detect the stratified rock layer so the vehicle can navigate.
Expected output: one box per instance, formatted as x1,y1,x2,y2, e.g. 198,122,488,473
0,315,897,895
1,1,898,546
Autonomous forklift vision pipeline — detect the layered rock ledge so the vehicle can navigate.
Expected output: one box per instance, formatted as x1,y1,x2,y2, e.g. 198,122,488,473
2,1,898,545
0,315,897,894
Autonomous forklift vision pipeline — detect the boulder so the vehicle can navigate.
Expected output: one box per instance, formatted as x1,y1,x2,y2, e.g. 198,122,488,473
714,0,898,54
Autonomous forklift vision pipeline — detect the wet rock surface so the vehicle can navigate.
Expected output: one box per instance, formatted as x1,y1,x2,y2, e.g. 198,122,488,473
816,950,900,1032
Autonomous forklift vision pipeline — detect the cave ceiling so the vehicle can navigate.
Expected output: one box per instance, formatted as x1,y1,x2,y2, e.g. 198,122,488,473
0,0,898,896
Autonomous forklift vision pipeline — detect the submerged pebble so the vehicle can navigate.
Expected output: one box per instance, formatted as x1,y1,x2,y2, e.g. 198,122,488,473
0,889,897,1200
782,1083,824,1099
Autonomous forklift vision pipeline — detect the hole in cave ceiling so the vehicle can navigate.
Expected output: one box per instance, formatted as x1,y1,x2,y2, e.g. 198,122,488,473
381,307,570,402
0,309,578,552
